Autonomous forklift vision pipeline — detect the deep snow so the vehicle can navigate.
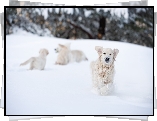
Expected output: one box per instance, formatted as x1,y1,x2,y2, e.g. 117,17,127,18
6,31,153,115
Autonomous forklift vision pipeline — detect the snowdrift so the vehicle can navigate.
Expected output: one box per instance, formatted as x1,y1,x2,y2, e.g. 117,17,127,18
6,31,153,115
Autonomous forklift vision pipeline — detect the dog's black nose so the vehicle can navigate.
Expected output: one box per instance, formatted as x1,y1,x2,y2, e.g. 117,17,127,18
105,57,110,62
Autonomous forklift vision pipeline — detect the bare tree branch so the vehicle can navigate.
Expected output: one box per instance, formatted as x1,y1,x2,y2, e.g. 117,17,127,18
66,19,95,39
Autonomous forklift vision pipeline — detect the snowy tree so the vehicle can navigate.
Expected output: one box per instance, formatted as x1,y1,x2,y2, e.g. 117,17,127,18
6,8,17,34
125,8,153,47
5,7,153,47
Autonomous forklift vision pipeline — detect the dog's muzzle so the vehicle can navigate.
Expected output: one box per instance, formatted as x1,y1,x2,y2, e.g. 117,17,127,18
54,49,58,53
105,57,110,63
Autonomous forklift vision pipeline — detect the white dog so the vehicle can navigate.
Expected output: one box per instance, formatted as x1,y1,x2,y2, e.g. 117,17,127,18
20,48,49,70
90,46,119,95
55,43,88,65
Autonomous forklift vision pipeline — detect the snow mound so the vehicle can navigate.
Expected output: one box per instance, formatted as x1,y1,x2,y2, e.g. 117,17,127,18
6,31,153,115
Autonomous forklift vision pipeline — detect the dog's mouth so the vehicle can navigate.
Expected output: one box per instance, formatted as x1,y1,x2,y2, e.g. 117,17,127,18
54,49,58,53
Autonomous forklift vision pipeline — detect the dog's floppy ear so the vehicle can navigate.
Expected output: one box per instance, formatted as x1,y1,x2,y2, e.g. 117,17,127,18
95,46,103,55
113,49,119,60
65,43,71,49
59,44,65,48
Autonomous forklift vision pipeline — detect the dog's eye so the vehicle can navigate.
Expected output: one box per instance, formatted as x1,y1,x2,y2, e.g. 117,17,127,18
110,54,111,55
103,53,106,54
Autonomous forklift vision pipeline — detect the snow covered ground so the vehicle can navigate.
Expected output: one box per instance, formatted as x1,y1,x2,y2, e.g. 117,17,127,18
6,30,153,115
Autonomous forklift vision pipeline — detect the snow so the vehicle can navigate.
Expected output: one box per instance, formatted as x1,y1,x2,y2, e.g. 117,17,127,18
35,8,41,15
78,16,82,21
136,8,147,14
85,10,91,17
28,8,128,20
64,8,73,14
96,8,128,19
6,30,153,115
48,8,52,13
42,8,48,20
55,8,60,13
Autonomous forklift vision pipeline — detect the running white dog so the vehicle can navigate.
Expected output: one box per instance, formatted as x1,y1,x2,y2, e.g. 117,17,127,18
55,43,88,65
90,46,119,95
20,48,49,70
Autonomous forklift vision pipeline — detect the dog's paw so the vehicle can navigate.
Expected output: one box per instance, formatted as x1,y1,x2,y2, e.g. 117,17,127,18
100,91,109,96
99,86,109,96
91,87,99,95
55,62,64,65
55,62,60,65
100,91,108,96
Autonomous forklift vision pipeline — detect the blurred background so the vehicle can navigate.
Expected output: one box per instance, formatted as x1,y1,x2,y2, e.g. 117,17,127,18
6,7,153,47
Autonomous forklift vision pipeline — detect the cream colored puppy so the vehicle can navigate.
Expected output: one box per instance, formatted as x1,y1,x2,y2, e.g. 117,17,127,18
90,46,119,95
20,48,49,70
55,44,70,65
55,43,88,65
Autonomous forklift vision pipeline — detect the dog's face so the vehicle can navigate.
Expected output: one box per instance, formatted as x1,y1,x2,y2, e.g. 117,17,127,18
54,47,60,53
39,49,49,56
95,46,119,65
54,43,71,53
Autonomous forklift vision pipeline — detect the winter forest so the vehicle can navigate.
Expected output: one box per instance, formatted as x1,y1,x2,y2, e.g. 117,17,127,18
6,7,153,47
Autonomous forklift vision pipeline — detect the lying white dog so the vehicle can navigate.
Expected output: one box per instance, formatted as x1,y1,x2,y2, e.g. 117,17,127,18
55,43,88,65
20,48,49,70
90,46,119,95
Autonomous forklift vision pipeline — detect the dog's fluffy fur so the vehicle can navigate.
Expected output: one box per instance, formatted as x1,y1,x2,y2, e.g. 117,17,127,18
90,46,119,95
55,43,88,65
20,48,49,70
